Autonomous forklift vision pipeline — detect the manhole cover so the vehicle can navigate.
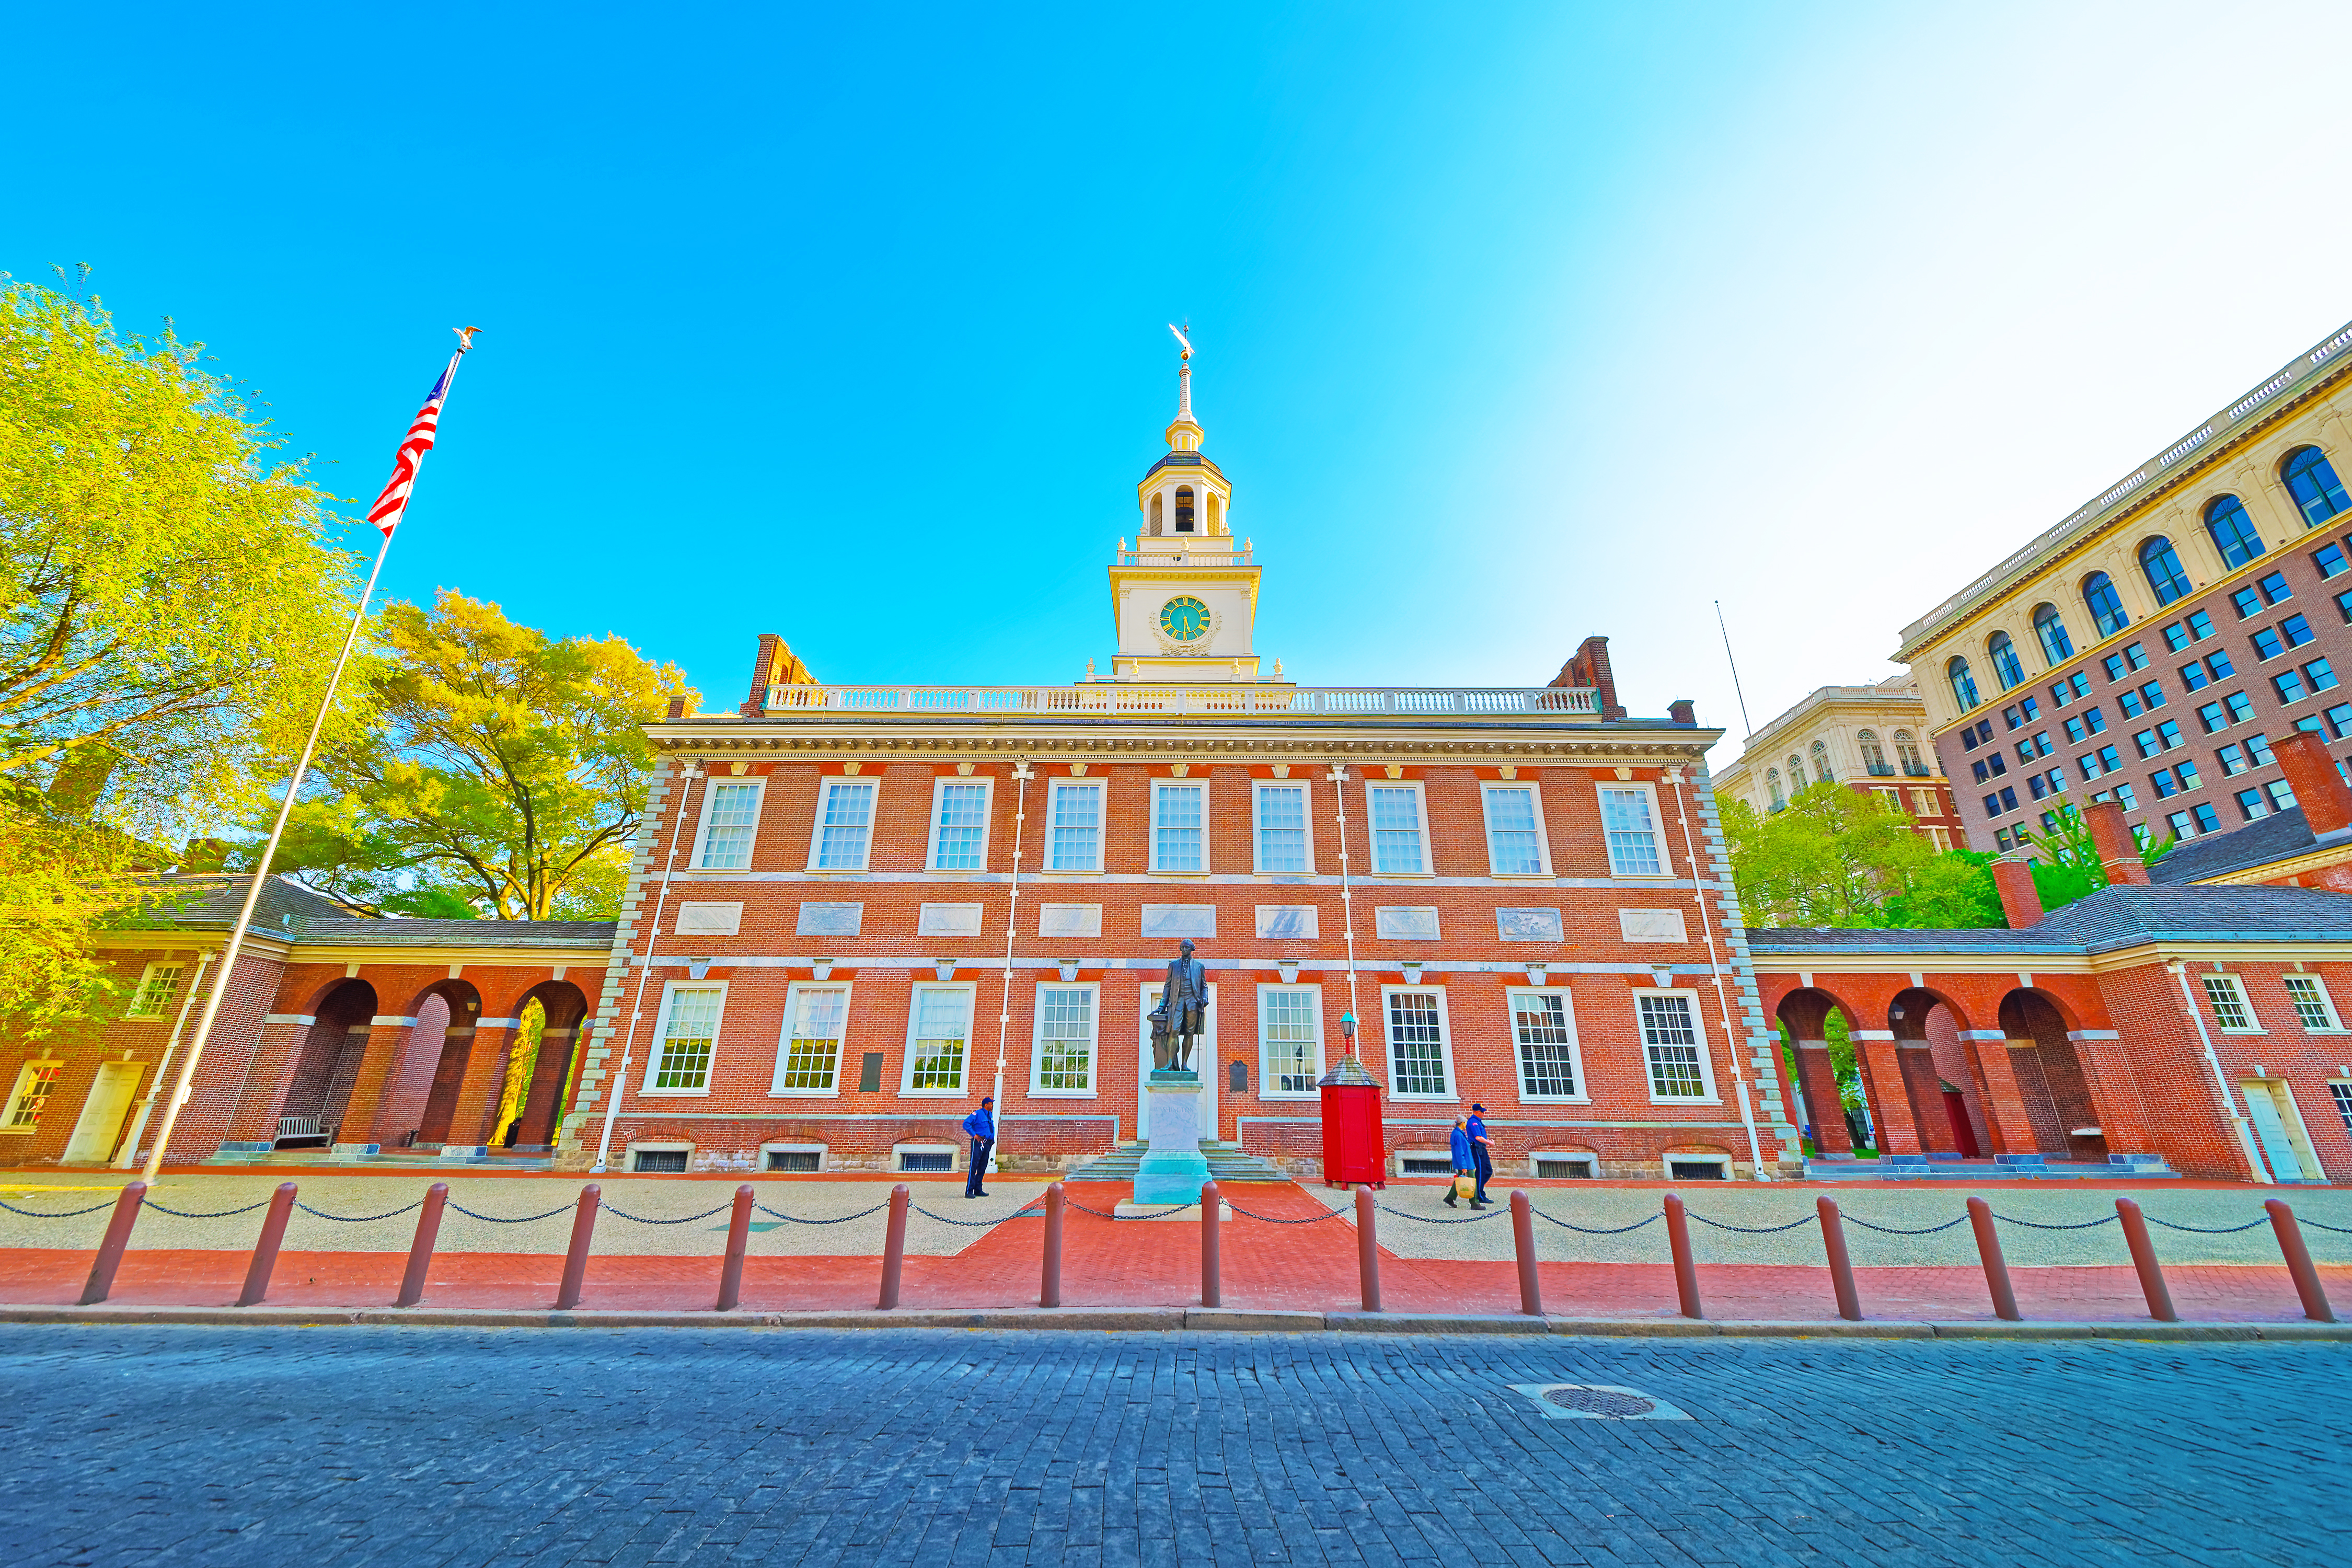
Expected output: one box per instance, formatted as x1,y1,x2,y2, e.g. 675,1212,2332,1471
1542,1385,1656,1417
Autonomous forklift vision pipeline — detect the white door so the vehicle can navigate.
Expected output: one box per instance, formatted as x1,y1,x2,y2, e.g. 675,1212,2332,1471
62,1062,142,1163
2241,1080,2321,1182
1138,982,1216,1143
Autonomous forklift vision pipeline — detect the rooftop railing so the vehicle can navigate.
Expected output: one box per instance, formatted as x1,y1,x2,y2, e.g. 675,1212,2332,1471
741,684,1604,720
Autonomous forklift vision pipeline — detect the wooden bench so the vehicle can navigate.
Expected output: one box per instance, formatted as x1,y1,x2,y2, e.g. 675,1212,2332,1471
273,1115,331,1149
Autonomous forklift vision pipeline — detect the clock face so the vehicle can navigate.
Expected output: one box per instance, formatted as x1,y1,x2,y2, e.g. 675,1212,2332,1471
1159,595,1212,642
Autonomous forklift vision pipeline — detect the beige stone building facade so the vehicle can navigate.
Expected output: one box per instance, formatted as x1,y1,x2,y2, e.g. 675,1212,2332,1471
1712,678,1960,847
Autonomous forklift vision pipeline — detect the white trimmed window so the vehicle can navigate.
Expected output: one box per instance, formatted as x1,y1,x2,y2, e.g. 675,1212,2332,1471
2201,974,2259,1032
694,779,765,869
1510,989,1585,1100
1031,983,1098,1095
1046,780,1103,871
928,779,993,871
809,778,878,870
1636,991,1715,1101
1382,986,1454,1099
2284,974,2343,1032
904,984,974,1093
1481,783,1550,875
1367,783,1428,874
1152,781,1206,873
4,1060,62,1132
645,983,725,1093
1599,783,1667,877
1259,984,1323,1096
1254,781,1312,874
126,961,184,1020
772,983,850,1094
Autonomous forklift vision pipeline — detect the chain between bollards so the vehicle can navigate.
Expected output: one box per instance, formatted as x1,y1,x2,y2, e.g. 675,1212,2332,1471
715,1185,754,1311
1510,1190,1541,1316
878,1183,910,1309
77,1182,147,1305
2267,1198,2336,1323
554,1184,599,1310
1967,1195,2021,1320
2115,1197,2177,1322
1817,1196,1861,1322
1354,1186,1381,1311
235,1183,299,1308
1663,1193,1702,1320
395,1182,449,1308
1040,1182,1064,1308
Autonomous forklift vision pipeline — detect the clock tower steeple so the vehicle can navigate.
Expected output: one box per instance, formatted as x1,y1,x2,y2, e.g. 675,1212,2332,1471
1106,328,1264,682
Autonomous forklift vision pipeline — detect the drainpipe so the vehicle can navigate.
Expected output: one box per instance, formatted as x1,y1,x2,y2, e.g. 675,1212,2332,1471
1327,762,1362,1047
2167,960,2271,1183
593,759,703,1174
1669,768,1768,1181
989,759,1032,1174
114,949,213,1170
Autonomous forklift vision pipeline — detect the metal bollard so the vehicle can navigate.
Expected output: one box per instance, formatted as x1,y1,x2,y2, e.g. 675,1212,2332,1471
1354,1186,1382,1312
396,1182,449,1308
1201,1180,1222,1308
1040,1182,1064,1308
78,1181,147,1305
1818,1196,1861,1322
1664,1194,1703,1320
236,1182,298,1308
878,1183,910,1309
715,1184,754,1311
2115,1197,2176,1322
1511,1190,1541,1317
2267,1199,2336,1323
554,1183,599,1310
1967,1196,2021,1321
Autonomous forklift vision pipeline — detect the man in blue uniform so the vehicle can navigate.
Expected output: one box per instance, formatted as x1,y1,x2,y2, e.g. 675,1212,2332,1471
962,1096,995,1197
1467,1103,1495,1207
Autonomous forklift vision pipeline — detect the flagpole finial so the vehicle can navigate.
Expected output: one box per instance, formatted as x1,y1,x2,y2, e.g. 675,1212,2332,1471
454,326,482,352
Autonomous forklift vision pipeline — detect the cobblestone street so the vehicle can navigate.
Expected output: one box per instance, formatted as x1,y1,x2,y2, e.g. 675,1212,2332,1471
2,1325,2336,1567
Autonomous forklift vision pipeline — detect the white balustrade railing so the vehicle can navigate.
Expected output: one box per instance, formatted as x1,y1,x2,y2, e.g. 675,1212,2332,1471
743,683,1602,719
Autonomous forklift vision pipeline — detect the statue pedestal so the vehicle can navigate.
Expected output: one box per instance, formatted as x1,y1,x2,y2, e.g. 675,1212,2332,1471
1132,1070,1214,1209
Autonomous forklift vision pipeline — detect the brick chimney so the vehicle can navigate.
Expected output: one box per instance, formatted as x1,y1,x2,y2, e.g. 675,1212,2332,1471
1667,698,1696,727
2082,799,2152,886
2271,729,2352,837
1991,852,2044,928
1552,635,1626,720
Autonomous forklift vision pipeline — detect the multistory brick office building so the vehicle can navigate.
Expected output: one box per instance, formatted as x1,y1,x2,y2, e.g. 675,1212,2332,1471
1898,318,2352,860
1712,677,1962,847
556,356,1804,1180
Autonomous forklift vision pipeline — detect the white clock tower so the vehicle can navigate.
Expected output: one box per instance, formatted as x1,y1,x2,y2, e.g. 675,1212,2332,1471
1106,330,1265,682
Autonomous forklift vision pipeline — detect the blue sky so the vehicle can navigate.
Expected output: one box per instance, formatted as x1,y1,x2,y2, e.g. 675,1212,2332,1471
14,2,2352,764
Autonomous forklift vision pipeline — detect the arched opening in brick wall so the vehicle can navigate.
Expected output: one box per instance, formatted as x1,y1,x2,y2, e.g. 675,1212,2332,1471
501,980,591,1150
1997,988,2108,1162
1773,987,1868,1157
1888,987,1988,1159
393,981,483,1148
278,979,378,1147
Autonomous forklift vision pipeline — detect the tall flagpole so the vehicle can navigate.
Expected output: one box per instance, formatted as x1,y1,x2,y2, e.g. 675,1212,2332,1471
140,328,479,1182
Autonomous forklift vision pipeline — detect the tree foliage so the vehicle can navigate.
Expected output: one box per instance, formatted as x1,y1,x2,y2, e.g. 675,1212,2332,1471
2015,802,2173,914
1721,782,2004,929
260,591,693,920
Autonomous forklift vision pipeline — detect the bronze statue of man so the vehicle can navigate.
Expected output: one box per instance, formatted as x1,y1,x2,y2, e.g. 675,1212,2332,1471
1155,938,1209,1073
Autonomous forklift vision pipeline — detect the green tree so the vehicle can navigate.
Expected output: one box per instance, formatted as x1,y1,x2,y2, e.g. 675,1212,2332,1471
262,591,693,920
2014,802,2173,914
1721,782,2003,929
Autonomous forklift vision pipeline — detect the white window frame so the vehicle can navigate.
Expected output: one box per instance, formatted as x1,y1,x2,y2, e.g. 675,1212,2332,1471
2283,973,2345,1033
770,981,854,1097
125,960,185,1021
1379,983,1456,1101
1029,981,1101,1098
925,776,996,872
1597,781,1670,879
1364,780,1432,877
642,981,728,1095
4,1059,63,1133
691,777,767,871
626,1140,694,1172
2201,972,2262,1033
1528,1150,1599,1178
1635,988,1719,1103
1479,782,1553,877
1256,983,1325,1099
1043,778,1105,873
805,776,879,872
759,1140,829,1172
1506,987,1588,1103
1252,779,1316,876
1149,778,1209,875
902,981,978,1095
893,1142,961,1172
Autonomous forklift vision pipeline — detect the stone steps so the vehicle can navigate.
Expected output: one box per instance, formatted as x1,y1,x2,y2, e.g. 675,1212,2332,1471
1065,1140,1289,1183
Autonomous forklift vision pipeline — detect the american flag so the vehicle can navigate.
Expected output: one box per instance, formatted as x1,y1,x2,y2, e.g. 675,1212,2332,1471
366,337,474,536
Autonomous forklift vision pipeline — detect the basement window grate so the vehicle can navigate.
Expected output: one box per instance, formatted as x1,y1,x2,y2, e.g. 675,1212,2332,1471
1398,1156,1453,1177
632,1149,689,1173
897,1151,953,1173
766,1150,820,1172
1534,1158,1594,1179
1668,1159,1727,1180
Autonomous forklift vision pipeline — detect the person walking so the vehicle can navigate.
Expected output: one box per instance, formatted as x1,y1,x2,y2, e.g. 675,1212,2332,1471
962,1096,995,1197
1445,1115,1475,1208
1467,1103,1494,1207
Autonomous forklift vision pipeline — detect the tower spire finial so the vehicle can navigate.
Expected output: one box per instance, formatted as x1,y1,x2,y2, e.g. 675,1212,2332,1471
1165,321,1202,452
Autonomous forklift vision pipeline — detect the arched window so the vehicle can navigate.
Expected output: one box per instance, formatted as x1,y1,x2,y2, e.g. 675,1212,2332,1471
1786,754,1804,792
1988,631,2025,689
1858,730,1887,776
1766,768,1784,809
2032,602,2073,664
1894,730,1926,776
1810,741,1832,783
2283,446,2350,527
2139,537,2192,604
1149,493,1163,535
1174,486,1196,533
1947,656,1979,710
2201,498,2262,570
2083,572,2129,636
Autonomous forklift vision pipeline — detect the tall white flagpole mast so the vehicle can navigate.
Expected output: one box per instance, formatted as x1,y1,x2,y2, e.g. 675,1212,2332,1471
140,328,480,1182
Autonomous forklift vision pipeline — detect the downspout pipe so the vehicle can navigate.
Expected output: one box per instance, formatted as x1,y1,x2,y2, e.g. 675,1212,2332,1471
1669,767,1768,1181
593,759,702,1174
2167,960,2271,1183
